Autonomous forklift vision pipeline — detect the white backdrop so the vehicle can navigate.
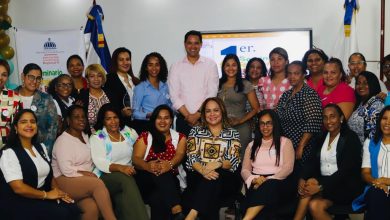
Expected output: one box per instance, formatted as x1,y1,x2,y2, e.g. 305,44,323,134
8,0,390,78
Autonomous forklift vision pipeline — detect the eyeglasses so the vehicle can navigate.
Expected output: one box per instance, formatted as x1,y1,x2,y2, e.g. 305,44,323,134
26,75,42,82
57,83,73,89
259,121,273,127
349,61,365,66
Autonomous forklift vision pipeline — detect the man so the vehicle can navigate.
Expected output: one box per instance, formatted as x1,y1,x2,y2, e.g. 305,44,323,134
168,30,219,135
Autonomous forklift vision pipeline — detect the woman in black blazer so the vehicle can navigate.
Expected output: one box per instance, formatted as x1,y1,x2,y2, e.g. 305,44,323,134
293,103,365,220
104,47,140,127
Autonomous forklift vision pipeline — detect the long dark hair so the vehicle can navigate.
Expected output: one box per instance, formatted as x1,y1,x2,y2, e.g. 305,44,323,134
250,110,282,165
244,57,267,80
302,48,329,74
148,105,174,153
374,106,390,144
139,52,168,83
3,109,39,150
200,97,231,129
219,54,244,93
354,71,381,109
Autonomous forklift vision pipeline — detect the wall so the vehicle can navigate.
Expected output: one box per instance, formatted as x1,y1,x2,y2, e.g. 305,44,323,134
8,0,389,76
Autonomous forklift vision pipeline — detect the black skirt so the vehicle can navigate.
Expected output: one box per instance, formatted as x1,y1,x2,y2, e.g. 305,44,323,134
245,179,282,207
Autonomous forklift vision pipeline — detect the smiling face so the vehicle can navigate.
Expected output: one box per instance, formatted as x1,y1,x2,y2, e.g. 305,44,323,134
287,64,305,88
22,69,42,93
67,58,84,77
348,54,366,78
270,53,288,74
380,110,390,137
146,56,161,79
184,35,202,59
223,58,239,78
0,65,8,90
117,52,131,74
247,60,263,81
306,53,325,74
67,108,86,133
87,70,104,89
323,63,342,88
155,109,172,134
103,111,120,133
259,113,273,140
323,106,343,135
355,75,370,99
15,112,37,140
55,76,73,100
205,100,222,127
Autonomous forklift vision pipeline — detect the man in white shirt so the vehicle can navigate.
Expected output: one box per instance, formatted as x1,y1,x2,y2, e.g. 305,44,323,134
168,30,219,135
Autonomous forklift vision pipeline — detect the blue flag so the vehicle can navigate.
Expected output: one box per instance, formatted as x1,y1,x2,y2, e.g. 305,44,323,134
344,0,358,37
84,4,111,73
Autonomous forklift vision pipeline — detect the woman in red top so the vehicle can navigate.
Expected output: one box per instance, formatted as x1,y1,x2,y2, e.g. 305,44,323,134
133,105,187,220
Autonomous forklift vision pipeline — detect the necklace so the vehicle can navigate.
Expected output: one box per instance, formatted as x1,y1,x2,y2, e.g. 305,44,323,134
108,132,123,142
327,135,337,151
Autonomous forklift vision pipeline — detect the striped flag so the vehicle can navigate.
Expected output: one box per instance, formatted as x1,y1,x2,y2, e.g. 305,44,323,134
84,2,111,73
331,0,359,73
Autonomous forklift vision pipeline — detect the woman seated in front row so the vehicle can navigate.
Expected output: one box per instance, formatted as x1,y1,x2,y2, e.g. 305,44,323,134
0,109,79,219
293,104,364,220
241,109,295,220
51,105,116,220
356,106,390,220
184,97,241,220
133,105,186,220
90,103,148,220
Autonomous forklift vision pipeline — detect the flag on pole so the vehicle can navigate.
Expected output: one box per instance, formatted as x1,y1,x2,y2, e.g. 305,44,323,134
331,0,359,73
84,1,111,73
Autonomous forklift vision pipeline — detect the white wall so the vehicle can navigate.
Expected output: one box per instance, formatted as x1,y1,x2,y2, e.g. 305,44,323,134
8,0,390,76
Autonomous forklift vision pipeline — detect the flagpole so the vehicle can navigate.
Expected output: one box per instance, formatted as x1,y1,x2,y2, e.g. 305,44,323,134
380,0,385,80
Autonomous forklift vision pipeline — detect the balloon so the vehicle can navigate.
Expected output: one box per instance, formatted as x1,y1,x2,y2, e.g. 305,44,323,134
0,46,14,59
6,59,13,74
0,0,9,5
0,33,9,47
0,4,8,15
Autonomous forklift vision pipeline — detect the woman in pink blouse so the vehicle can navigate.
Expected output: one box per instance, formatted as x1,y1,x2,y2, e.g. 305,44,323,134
52,105,116,220
258,47,291,109
317,58,355,120
241,109,295,220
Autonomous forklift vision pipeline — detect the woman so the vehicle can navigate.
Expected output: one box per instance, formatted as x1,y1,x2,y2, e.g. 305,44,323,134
356,106,390,219
105,47,140,126
218,54,260,158
47,74,76,134
184,97,241,220
276,61,322,162
90,103,148,220
244,57,267,110
382,54,390,91
0,109,78,219
67,54,87,93
293,104,364,220
241,110,295,220
302,48,328,92
258,47,291,109
317,58,355,120
0,59,22,147
133,105,186,220
15,63,58,154
76,64,111,134
348,71,384,144
132,52,172,134
52,105,116,220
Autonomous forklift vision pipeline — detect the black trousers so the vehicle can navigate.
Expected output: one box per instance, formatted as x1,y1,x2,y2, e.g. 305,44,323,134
175,114,193,137
135,170,182,220
365,187,390,220
183,168,242,220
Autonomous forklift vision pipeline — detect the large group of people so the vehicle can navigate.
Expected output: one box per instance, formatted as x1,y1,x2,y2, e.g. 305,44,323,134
1,29,390,220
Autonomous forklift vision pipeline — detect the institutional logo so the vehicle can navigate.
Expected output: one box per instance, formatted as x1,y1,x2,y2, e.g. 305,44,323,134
43,38,57,50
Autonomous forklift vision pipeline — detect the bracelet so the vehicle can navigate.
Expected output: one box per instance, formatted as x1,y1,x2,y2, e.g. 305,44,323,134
168,160,174,170
42,190,47,200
